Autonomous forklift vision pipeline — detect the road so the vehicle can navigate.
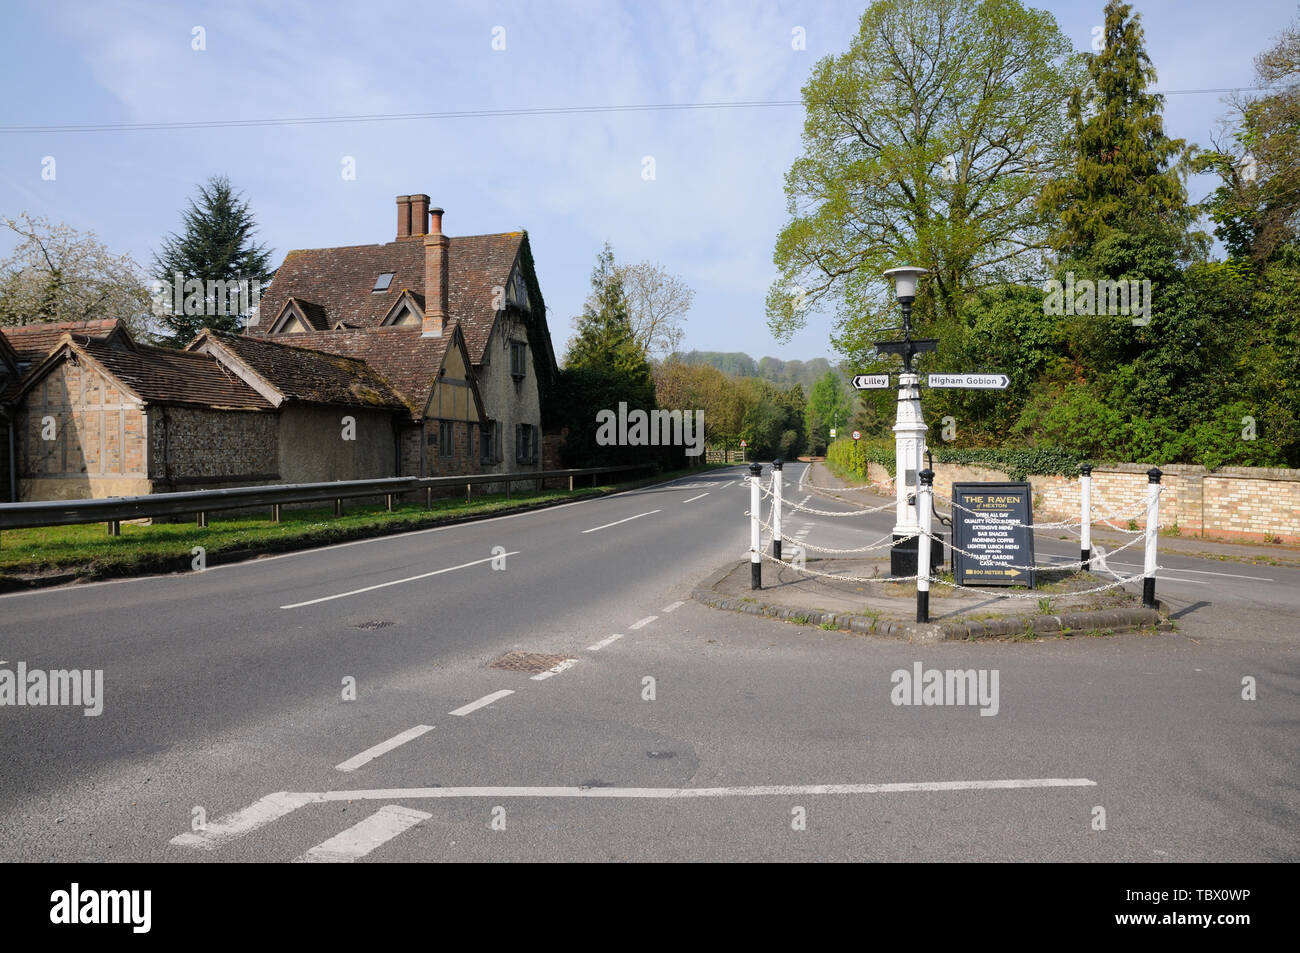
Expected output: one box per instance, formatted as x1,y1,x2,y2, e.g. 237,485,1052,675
1,464,1296,862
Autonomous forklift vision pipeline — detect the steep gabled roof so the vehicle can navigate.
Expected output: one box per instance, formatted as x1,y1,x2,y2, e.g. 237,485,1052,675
1,318,128,365
251,233,527,364
18,334,273,411
189,330,408,412
262,324,482,422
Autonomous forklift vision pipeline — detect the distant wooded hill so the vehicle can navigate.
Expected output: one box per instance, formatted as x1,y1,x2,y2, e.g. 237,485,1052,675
670,351,837,393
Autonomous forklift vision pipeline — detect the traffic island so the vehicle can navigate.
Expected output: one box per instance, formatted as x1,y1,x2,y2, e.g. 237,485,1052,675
692,556,1168,644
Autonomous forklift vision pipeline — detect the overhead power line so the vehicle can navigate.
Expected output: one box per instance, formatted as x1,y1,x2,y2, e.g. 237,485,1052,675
0,88,1278,135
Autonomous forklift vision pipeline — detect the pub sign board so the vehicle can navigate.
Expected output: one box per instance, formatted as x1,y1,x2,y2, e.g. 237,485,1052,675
951,482,1036,588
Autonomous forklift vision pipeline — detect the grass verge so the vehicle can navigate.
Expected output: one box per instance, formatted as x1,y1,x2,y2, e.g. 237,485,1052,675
0,465,725,586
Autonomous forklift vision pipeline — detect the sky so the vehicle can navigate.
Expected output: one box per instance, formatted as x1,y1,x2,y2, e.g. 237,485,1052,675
0,0,1294,364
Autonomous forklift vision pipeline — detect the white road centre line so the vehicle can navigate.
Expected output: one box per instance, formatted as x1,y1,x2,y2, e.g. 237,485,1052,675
719,481,734,489
449,689,514,717
169,776,1098,847
335,725,435,773
531,658,578,681
587,633,624,651
294,804,431,863
682,492,710,503
661,600,685,613
628,615,658,629
170,791,320,850
581,509,661,534
317,778,1098,801
280,551,520,609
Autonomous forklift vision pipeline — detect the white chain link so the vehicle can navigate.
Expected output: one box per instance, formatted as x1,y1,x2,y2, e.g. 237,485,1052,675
917,523,1147,572
929,568,1154,599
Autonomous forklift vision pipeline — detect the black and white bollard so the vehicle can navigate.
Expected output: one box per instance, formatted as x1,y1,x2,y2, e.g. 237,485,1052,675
1079,463,1092,570
749,462,763,590
1142,467,1162,609
771,458,784,560
916,468,934,623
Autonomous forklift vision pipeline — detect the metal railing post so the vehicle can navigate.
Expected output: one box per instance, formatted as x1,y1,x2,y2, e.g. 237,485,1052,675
917,469,934,623
1079,463,1092,571
1142,467,1162,609
749,462,763,590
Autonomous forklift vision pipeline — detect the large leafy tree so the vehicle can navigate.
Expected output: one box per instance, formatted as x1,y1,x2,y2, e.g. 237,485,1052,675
0,213,152,335
617,260,694,362
152,175,273,345
767,0,1084,364
1195,15,1299,264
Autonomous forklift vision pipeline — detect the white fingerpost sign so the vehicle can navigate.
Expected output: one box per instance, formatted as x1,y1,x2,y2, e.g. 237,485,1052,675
926,373,1009,389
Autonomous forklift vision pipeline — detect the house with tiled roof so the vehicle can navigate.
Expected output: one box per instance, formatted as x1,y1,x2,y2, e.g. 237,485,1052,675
249,194,558,479
7,321,424,500
1,319,131,501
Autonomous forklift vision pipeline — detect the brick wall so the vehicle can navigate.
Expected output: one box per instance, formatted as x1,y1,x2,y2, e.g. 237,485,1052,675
866,459,1300,544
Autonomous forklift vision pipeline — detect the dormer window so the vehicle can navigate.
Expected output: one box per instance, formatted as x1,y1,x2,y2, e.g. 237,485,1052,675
372,273,395,293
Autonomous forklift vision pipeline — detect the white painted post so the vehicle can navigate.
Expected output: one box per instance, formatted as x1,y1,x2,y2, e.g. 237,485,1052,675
917,469,934,623
772,459,784,560
892,372,928,576
749,462,763,589
1142,467,1162,609
1079,464,1092,570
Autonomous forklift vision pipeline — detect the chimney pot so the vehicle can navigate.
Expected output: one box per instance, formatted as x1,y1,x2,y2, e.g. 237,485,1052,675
410,194,431,238
422,207,448,338
396,195,412,240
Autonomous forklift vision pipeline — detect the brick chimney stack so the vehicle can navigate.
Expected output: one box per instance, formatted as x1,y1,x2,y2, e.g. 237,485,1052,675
396,195,412,240
422,206,448,337
410,194,430,237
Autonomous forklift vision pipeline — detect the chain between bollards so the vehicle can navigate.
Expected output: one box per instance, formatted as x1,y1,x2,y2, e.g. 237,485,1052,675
1142,467,1162,609
749,462,763,590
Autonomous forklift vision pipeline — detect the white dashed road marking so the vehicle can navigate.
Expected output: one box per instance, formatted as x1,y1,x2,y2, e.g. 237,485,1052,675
335,725,434,773
587,633,624,651
682,493,709,503
449,690,514,717
294,805,431,863
628,615,657,629
581,510,661,534
661,601,685,613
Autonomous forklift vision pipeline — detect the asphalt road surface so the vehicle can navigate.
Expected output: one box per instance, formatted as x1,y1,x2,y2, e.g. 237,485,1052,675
1,464,1296,862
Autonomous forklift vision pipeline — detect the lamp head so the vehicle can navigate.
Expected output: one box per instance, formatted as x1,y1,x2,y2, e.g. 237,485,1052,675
884,266,928,304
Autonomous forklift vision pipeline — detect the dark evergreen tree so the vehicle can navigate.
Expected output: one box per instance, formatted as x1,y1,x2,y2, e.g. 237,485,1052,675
558,243,659,466
152,175,273,345
1040,1,1194,259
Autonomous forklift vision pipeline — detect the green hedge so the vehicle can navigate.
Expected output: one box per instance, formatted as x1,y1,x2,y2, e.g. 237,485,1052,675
827,439,1088,482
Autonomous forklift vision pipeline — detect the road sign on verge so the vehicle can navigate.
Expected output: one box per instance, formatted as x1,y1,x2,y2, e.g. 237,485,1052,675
852,430,862,441
829,428,837,438
951,482,1036,588
927,373,1009,389
852,374,891,390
